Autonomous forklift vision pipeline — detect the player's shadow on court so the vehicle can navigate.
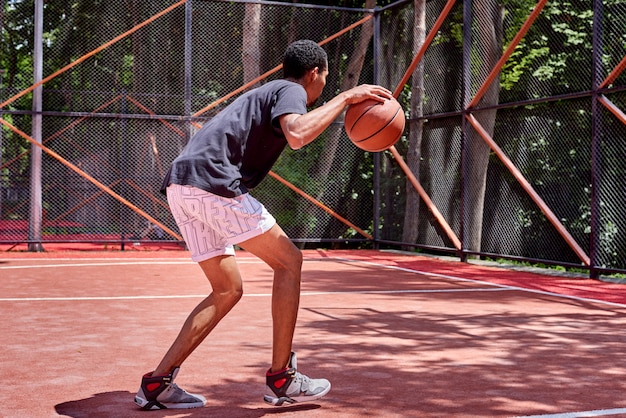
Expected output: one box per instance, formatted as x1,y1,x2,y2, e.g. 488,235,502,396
55,391,321,418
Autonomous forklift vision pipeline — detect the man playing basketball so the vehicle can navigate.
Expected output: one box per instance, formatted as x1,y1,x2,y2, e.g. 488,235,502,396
134,39,392,410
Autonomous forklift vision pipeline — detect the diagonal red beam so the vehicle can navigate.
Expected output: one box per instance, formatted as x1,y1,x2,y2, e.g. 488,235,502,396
126,96,187,137
125,179,171,212
600,54,626,89
468,0,548,108
46,95,123,141
268,171,373,240
51,180,122,223
466,113,590,266
598,96,626,125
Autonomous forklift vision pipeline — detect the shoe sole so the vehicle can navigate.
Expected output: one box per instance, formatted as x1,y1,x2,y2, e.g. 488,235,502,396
135,396,206,410
264,395,295,406
264,383,331,406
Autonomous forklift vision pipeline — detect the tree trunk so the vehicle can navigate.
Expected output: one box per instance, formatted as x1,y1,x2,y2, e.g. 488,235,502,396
401,0,426,249
379,7,413,242
465,0,502,252
243,3,262,87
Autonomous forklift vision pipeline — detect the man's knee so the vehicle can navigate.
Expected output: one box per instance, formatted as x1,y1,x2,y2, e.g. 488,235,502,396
228,281,244,300
219,284,243,308
283,246,303,275
292,247,303,269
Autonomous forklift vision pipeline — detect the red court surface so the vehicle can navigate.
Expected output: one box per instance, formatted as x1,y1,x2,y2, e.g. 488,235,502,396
2,248,626,418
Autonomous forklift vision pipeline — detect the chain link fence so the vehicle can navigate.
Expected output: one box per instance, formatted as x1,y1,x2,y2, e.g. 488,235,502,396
1,0,625,277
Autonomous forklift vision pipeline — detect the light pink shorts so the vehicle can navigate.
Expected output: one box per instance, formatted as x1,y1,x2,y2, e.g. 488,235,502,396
166,184,276,262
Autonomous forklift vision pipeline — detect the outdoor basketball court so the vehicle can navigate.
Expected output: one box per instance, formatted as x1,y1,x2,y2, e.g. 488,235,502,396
2,248,626,418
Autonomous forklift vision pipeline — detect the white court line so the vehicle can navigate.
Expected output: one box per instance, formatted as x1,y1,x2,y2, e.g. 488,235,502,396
514,407,626,417
0,287,508,302
0,259,262,269
0,261,194,269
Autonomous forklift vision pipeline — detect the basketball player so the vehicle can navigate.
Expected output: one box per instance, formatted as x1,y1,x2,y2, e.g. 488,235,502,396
134,39,392,410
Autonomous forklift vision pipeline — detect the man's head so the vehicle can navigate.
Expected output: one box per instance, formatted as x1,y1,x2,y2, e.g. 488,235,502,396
283,40,328,79
283,40,329,106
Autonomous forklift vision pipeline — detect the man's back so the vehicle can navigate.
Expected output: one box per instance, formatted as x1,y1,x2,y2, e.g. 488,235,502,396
164,79,307,197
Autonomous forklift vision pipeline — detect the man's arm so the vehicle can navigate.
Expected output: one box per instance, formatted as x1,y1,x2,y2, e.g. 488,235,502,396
279,84,393,150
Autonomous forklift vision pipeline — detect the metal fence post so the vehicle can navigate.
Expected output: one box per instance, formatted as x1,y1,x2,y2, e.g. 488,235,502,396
372,6,381,249
120,90,128,250
460,0,472,262
28,0,44,252
185,0,193,143
590,0,603,279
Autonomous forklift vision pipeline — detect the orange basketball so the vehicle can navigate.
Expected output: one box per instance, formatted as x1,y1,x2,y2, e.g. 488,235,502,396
344,97,405,152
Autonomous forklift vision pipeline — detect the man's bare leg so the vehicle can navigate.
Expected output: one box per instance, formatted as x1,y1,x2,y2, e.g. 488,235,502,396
238,224,302,372
153,254,243,375
240,224,331,405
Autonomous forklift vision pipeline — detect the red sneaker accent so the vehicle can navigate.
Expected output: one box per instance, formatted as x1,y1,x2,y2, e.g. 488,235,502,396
146,382,161,392
274,378,287,389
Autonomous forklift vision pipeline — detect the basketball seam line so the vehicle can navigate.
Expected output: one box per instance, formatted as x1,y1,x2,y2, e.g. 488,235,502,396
352,106,402,144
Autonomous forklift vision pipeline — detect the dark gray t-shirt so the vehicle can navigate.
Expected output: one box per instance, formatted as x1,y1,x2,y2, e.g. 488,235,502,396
162,79,308,197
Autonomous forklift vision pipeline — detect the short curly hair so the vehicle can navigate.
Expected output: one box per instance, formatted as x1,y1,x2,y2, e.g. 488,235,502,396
283,40,328,79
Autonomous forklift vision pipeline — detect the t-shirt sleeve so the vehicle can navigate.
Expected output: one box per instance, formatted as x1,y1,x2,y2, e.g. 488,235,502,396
270,84,308,128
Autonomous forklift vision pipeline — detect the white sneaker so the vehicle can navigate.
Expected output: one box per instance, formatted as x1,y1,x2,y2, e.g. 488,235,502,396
134,367,206,410
264,352,331,406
